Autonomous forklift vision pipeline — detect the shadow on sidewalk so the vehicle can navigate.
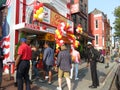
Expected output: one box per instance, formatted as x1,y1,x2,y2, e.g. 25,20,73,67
72,67,89,90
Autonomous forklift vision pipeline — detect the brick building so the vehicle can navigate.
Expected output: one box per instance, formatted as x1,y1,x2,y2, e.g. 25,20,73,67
89,8,111,51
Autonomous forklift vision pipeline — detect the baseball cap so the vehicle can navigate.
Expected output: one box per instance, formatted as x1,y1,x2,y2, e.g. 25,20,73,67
87,41,92,45
20,38,26,42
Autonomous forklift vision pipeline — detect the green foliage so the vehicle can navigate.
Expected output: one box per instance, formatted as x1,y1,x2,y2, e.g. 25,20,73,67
15,32,25,58
114,6,120,36
0,0,6,8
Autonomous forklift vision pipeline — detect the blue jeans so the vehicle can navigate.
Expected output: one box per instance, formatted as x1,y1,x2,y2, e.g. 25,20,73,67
33,61,39,77
70,63,79,79
75,63,79,79
17,60,31,90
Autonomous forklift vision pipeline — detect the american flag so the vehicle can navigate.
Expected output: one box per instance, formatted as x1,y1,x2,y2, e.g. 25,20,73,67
0,17,10,62
6,0,11,7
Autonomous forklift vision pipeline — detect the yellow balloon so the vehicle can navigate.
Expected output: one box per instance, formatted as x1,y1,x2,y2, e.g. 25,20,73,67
36,10,41,15
56,44,59,49
58,35,62,39
34,14,38,19
66,23,69,28
55,30,59,34
39,7,44,14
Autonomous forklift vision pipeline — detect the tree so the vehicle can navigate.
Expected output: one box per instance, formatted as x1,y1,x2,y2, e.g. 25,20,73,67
114,6,120,37
0,0,7,10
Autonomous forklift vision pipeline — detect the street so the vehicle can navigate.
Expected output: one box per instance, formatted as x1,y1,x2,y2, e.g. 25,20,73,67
1,61,118,90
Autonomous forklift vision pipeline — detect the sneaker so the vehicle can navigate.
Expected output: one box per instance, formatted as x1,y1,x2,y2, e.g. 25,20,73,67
56,87,62,90
48,82,52,85
75,78,79,80
45,76,49,79
39,79,45,83
70,76,72,79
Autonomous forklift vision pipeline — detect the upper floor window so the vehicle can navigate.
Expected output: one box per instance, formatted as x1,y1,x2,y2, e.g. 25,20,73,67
84,4,87,13
84,21,87,31
95,35,99,45
72,14,76,23
80,4,83,12
95,20,98,28
79,18,82,25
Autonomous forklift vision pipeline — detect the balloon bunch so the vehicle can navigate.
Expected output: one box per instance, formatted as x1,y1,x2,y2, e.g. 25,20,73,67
55,22,80,50
67,31,80,48
55,22,67,49
33,3,44,22
76,24,83,34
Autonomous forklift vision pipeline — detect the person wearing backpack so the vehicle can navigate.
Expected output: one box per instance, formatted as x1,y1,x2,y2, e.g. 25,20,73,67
86,41,99,88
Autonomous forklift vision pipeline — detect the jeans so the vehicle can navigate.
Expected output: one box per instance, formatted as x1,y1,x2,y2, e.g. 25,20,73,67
33,61,39,77
17,60,31,90
75,63,79,79
70,63,79,79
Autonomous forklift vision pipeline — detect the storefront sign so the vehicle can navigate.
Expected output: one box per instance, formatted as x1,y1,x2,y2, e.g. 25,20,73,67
25,23,40,31
70,3,79,14
46,28,55,34
50,11,67,27
37,33,55,41
45,33,55,41
38,0,51,3
43,6,51,24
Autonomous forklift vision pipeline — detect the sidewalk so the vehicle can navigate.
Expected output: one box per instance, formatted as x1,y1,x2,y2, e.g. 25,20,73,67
1,61,117,90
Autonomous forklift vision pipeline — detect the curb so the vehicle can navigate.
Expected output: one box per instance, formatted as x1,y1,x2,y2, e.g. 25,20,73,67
101,62,118,90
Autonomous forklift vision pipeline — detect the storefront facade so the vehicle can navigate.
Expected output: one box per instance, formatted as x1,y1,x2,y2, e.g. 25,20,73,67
12,0,73,65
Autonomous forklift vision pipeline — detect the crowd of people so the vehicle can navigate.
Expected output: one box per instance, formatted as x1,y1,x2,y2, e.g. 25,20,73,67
0,37,117,90
14,38,102,90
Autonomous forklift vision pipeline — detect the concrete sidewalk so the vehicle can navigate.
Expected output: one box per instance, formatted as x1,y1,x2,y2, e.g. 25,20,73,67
32,61,117,90
1,61,117,90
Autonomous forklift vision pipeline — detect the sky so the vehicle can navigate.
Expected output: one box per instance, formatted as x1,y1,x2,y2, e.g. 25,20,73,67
88,0,120,34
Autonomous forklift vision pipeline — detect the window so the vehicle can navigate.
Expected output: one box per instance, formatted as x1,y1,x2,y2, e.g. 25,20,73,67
95,20,98,28
84,4,87,13
95,35,99,45
84,21,87,31
72,14,76,23
79,18,82,24
80,4,83,12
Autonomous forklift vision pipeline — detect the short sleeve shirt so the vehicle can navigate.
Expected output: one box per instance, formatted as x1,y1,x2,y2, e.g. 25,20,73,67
71,50,80,63
18,43,32,60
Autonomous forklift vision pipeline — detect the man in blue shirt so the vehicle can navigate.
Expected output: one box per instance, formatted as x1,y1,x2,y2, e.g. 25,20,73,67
42,41,54,84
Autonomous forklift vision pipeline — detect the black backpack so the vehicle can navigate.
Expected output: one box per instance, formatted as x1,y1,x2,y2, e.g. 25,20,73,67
93,49,104,63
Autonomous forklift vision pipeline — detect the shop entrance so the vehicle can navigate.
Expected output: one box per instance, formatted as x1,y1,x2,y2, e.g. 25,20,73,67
24,31,55,69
